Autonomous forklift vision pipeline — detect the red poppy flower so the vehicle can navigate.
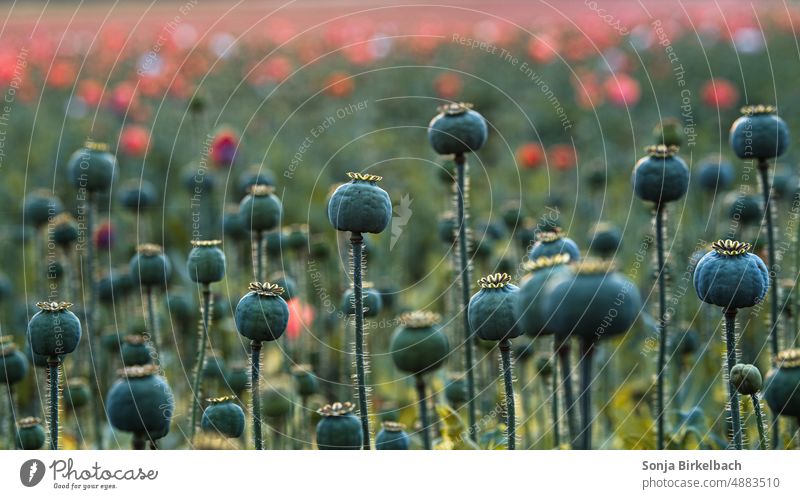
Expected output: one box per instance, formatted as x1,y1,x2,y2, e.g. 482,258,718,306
286,298,315,341
434,73,463,100
119,125,151,157
109,81,137,115
701,78,739,109
516,142,545,169
604,74,640,107
78,80,104,107
325,71,354,98
93,221,115,251
46,60,75,89
549,144,577,171
210,127,239,168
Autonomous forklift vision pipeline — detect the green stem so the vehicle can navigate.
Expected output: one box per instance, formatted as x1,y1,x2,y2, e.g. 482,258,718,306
724,309,742,450
558,344,578,447
752,394,768,450
758,159,780,449
254,230,264,282
251,340,262,450
578,340,595,450
146,286,160,354
6,386,16,449
654,204,667,450
499,339,515,450
48,359,59,450
415,375,431,450
454,152,477,436
85,196,102,450
190,284,211,441
350,232,371,449
550,338,560,448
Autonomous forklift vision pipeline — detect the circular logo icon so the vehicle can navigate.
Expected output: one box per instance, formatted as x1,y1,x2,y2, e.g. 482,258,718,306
20,459,45,487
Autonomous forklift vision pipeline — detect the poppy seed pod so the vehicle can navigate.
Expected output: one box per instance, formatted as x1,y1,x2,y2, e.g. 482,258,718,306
201,396,245,438
468,273,521,342
697,156,734,193
286,224,309,251
588,222,621,258
234,282,289,342
390,311,449,375
724,192,762,225
121,335,154,366
119,179,157,211
513,254,571,338
316,402,363,450
427,102,488,155
764,349,800,418
98,269,134,304
327,172,392,234
225,362,249,395
270,274,297,300
27,301,82,359
129,244,171,288
238,167,275,196
632,145,690,205
106,364,174,440
292,365,319,398
730,105,790,160
187,240,226,284
261,386,293,419
375,421,410,450
729,363,762,396
15,417,46,450
64,378,91,410
341,283,383,317
66,141,116,193
444,374,468,406
222,205,248,242
542,259,642,343
23,190,63,228
0,342,29,385
51,213,79,248
693,240,769,310
528,228,580,262
239,184,282,233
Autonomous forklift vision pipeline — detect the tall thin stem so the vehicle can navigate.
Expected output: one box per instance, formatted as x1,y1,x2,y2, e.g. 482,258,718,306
190,284,212,441
499,339,515,450
251,340,263,450
48,359,59,450
350,232,371,449
758,159,780,448
146,286,160,353
6,386,16,449
415,375,431,450
84,195,102,449
550,338,560,448
654,204,668,450
254,230,264,282
578,340,595,450
752,394,768,450
558,344,578,447
454,152,477,436
724,309,742,450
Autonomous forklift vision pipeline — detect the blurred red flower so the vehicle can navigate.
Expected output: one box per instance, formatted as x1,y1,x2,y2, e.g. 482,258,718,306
120,125,151,157
109,81,138,115
78,79,104,107
94,221,115,251
434,72,463,99
516,142,544,169
46,60,76,89
286,298,315,341
701,78,739,109
325,71,354,98
549,144,577,171
604,73,640,107
210,127,239,168
527,34,559,64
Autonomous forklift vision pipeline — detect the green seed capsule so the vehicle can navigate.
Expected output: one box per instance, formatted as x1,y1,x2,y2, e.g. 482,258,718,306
66,141,116,193
129,244,172,288
375,421,410,450
187,240,226,284
315,402,363,450
27,301,82,359
15,417,46,450
390,311,449,376
106,364,174,441
201,396,245,438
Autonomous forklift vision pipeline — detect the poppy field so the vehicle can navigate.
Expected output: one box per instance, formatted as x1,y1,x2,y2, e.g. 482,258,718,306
3,0,800,452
